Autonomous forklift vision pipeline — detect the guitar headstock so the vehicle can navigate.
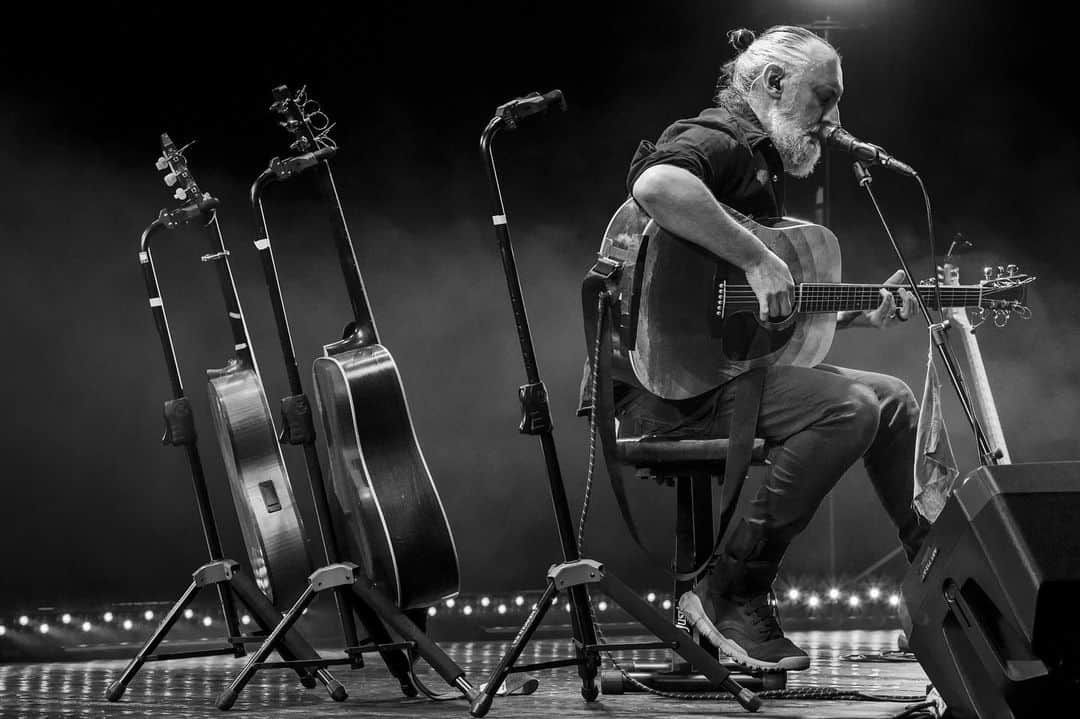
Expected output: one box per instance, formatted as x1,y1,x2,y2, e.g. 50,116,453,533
155,134,206,204
269,85,337,154
921,263,1036,327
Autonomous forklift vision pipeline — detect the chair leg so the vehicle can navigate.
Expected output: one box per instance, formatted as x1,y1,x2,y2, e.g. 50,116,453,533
672,474,694,673
691,474,719,662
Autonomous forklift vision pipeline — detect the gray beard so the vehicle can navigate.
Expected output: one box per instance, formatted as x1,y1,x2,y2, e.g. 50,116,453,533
767,106,822,178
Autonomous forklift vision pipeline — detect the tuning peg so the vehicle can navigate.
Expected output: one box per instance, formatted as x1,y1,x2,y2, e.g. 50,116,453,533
996,265,1006,277
993,309,1010,328
174,188,188,201
1006,263,1018,275
163,172,178,187
983,266,993,281
155,156,169,171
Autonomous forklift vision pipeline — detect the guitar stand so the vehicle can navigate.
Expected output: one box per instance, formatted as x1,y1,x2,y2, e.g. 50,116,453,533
106,558,340,702
470,98,760,716
217,562,478,709
221,89,478,711
114,201,341,704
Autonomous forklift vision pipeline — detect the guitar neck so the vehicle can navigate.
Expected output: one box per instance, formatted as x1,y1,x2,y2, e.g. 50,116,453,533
789,283,982,313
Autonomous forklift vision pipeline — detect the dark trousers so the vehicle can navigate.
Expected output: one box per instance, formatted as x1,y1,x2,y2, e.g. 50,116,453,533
617,363,930,597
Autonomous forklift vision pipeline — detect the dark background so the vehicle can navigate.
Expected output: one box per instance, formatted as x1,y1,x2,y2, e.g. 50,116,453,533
1,0,1076,612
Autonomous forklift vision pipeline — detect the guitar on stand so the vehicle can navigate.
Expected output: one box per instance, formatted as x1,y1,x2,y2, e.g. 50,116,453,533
107,134,343,705
216,85,479,709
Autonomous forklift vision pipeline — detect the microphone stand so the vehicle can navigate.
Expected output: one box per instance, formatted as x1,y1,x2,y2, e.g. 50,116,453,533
851,161,1000,466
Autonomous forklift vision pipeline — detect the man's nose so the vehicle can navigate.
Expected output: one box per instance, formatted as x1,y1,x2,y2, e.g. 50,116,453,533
822,106,840,125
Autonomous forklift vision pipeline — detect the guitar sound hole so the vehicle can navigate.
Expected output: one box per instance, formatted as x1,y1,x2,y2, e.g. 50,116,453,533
720,315,794,361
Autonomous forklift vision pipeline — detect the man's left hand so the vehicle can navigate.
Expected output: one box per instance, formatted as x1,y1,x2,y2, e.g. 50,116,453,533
837,270,916,329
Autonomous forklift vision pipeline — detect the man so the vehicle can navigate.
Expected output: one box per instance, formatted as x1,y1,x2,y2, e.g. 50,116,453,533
612,26,928,671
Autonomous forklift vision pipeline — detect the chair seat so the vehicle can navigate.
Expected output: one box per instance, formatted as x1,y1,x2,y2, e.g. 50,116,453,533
615,436,767,467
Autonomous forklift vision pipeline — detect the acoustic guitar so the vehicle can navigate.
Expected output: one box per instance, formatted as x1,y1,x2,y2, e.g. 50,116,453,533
599,198,1034,400
268,86,460,610
156,135,313,608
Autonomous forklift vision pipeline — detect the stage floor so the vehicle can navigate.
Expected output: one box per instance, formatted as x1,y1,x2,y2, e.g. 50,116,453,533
0,630,929,718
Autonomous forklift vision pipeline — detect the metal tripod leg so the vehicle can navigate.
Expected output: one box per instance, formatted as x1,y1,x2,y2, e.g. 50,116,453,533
597,571,760,712
347,587,417,697
349,572,477,700
107,560,325,703
470,580,561,717
217,579,346,710
106,579,202,701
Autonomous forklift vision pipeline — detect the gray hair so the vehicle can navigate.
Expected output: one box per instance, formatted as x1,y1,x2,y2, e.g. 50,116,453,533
716,26,836,106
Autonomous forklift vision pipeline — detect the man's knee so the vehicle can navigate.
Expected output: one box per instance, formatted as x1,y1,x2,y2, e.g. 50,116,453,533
879,377,919,432
835,383,881,450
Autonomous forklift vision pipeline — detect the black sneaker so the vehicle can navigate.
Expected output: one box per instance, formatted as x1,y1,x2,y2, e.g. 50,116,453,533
679,589,810,671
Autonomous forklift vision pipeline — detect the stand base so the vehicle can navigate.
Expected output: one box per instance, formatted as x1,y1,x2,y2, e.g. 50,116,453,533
470,559,761,716
216,562,477,710
106,559,337,704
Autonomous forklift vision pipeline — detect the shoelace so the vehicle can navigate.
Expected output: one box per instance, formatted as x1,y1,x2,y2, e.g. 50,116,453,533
742,594,784,639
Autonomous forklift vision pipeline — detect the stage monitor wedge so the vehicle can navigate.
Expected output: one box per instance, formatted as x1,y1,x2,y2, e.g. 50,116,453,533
902,461,1080,718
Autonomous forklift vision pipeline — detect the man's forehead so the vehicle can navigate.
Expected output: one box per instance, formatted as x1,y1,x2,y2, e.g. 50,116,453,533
804,47,843,93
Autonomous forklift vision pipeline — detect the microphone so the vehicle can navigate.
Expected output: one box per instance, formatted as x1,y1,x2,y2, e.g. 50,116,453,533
819,122,917,177
495,90,567,129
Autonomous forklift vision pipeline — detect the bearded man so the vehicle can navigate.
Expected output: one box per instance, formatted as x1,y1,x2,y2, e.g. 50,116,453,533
608,25,929,671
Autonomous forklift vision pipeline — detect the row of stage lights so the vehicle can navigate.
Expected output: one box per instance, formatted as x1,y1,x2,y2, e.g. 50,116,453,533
421,584,903,618
0,607,258,638
0,582,904,638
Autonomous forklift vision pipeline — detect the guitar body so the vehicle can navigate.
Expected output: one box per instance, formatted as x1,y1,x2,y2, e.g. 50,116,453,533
603,198,840,400
207,362,313,608
312,340,459,610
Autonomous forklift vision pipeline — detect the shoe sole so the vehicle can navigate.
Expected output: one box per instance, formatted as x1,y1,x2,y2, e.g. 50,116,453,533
677,591,811,672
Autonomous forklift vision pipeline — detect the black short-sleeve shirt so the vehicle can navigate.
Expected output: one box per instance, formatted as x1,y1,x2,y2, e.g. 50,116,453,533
577,102,786,416
626,102,786,218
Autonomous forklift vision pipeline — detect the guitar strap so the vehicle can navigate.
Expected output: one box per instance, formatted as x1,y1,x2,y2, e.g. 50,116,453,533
582,259,766,582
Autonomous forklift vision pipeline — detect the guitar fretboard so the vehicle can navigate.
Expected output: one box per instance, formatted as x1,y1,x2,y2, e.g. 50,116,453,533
723,283,983,313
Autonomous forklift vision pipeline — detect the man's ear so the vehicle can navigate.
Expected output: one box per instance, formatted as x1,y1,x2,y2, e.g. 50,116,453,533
763,63,784,98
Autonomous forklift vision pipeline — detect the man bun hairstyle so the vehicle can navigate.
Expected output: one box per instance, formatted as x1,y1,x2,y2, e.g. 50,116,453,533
715,25,836,106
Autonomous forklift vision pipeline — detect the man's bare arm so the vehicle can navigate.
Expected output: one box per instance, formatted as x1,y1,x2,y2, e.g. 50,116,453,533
632,164,794,320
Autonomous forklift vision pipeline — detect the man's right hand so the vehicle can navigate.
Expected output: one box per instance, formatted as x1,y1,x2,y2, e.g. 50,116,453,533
745,250,795,322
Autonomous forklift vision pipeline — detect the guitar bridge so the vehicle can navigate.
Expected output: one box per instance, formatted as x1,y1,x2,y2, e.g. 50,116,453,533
715,281,726,318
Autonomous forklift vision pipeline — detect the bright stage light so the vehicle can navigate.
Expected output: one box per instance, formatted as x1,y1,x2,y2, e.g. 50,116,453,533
81,621,92,632
463,606,473,616
661,599,672,611
122,619,133,631
39,624,49,634
428,606,437,617
0,626,6,636
888,594,901,607
481,597,491,608
564,603,571,612
202,616,212,627
868,587,881,600
646,592,657,603
144,610,154,621
183,609,194,620
61,613,72,625
848,595,861,607
103,612,114,623
445,598,455,609
597,601,609,612
828,588,840,600
807,594,821,608
497,604,507,615
514,596,525,607
18,616,29,627
787,588,801,601
241,615,251,625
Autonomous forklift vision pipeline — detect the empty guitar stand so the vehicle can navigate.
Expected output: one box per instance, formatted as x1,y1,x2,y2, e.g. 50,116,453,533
467,91,760,717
